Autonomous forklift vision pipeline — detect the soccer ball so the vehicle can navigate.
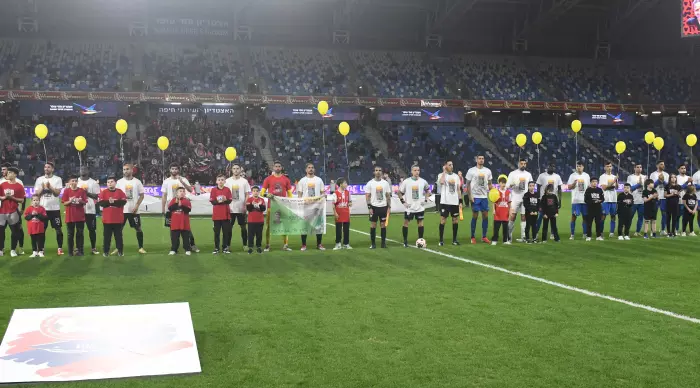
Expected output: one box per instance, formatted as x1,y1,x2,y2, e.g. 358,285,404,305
415,238,427,248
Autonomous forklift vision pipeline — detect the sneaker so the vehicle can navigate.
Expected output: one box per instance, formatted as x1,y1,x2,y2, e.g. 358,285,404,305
264,246,271,252
661,231,667,236
438,241,444,246
618,236,624,240
248,248,253,254
491,241,497,246
369,244,376,249
0,251,3,256
690,232,698,236
282,244,293,252
29,251,38,258
381,242,387,248
586,237,592,242
38,251,45,258
192,245,200,253
481,237,491,244
532,239,539,244
550,234,554,240
10,250,18,258
300,245,307,251
569,236,575,240
138,248,147,254
681,232,687,237
76,251,84,257
471,237,477,244
644,236,649,239
504,241,512,245
525,240,531,245
185,251,192,256
609,233,615,238
223,249,231,254
17,248,24,255
403,243,409,248
212,249,220,255
317,244,326,251
634,232,640,237
57,248,64,256
243,246,248,252
624,236,631,240
257,248,263,253
168,251,176,255
515,238,524,243
111,249,119,256
344,244,352,250
541,240,548,244
92,248,100,255
596,237,604,241
333,243,342,251
452,241,460,246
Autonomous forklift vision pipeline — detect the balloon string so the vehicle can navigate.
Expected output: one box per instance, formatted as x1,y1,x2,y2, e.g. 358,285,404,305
344,136,349,183
162,151,165,181
575,133,578,165
120,135,124,162
78,151,82,169
647,144,650,176
537,144,540,176
42,140,48,164
322,119,327,182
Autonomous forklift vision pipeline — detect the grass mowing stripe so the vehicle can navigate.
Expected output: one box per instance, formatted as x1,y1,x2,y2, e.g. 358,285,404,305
330,224,700,325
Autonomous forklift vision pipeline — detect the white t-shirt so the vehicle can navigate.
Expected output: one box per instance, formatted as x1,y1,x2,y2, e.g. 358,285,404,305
677,174,690,199
365,179,392,207
399,177,430,213
506,169,533,200
567,172,590,204
225,176,251,213
599,173,618,203
436,172,462,206
161,176,191,205
465,166,492,198
34,175,63,211
627,174,647,205
116,177,145,213
536,173,563,199
693,171,700,189
297,176,325,198
78,178,101,214
649,171,670,199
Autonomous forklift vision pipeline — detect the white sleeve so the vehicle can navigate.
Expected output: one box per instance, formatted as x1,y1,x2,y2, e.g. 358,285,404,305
599,175,606,188
244,180,251,194
398,180,406,194
567,174,575,185
56,177,63,189
160,180,168,194
487,170,493,184
34,178,42,192
507,172,515,187
385,182,392,197
465,169,473,183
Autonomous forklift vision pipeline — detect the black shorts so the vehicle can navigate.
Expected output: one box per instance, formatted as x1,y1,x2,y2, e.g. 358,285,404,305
230,213,246,226
44,210,63,229
369,206,388,223
440,204,460,218
123,213,142,228
644,211,657,221
85,214,97,230
164,211,172,227
404,211,425,221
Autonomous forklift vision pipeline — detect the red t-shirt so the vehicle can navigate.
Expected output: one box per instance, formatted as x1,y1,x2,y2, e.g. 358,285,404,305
262,174,291,197
493,189,511,221
24,206,47,235
334,189,351,223
169,198,192,231
99,188,127,224
0,181,25,214
246,197,266,223
210,186,232,221
62,187,88,223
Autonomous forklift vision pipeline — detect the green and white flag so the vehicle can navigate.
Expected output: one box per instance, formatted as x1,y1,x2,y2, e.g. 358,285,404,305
268,196,327,236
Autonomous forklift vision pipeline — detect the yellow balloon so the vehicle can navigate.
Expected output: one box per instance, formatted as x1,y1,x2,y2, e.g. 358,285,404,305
74,136,87,152
157,136,169,151
571,120,582,133
515,134,527,148
34,124,48,140
532,131,542,145
339,122,350,136
488,188,501,203
317,100,329,116
225,147,237,161
615,141,626,155
644,131,655,145
115,119,128,135
687,134,697,147
653,137,664,151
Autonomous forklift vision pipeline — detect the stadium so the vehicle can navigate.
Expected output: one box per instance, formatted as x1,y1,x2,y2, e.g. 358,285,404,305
1,0,700,386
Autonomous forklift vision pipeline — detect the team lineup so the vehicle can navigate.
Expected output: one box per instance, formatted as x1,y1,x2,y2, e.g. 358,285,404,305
0,154,699,258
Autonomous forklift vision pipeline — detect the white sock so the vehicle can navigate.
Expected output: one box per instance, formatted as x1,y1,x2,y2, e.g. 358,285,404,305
521,223,526,240
508,221,515,240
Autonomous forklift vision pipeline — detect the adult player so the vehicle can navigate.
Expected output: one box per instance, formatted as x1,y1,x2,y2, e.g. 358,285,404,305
261,160,293,252
506,159,533,242
297,163,326,251
567,161,590,239
627,163,647,236
649,161,669,235
1,163,25,254
398,165,431,248
436,160,463,246
225,163,250,251
117,163,146,254
78,166,101,255
0,167,25,257
677,164,691,234
692,166,700,230
465,155,492,244
599,162,619,238
34,162,64,255
365,166,392,249
161,163,199,252
535,163,563,234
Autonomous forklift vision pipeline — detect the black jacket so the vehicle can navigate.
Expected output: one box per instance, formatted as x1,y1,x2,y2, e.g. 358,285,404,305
584,187,604,214
523,191,540,214
540,193,559,217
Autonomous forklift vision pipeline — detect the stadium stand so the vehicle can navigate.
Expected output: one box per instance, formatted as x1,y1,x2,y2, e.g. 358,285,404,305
450,56,545,101
351,51,447,98
535,59,618,102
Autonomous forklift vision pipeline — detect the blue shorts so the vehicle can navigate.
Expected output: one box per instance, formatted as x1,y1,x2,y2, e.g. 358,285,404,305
472,198,489,212
602,203,617,216
659,198,667,212
572,204,588,217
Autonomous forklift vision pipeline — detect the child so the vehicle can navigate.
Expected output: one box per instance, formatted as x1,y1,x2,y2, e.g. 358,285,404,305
210,174,233,254
584,177,604,241
168,187,192,255
0,166,25,257
333,178,352,250
97,176,127,257
664,174,681,237
540,184,560,242
522,181,539,243
616,183,634,240
246,186,266,253
61,174,88,256
642,178,659,239
24,194,47,258
682,185,698,236
491,177,511,245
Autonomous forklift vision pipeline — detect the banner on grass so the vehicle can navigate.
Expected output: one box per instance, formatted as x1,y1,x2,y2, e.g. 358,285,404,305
268,196,326,236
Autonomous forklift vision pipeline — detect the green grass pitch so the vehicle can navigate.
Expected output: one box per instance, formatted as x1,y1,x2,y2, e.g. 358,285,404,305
2,193,700,387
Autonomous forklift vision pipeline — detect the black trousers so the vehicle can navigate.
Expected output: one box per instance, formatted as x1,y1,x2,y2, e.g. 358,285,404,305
618,211,632,237
585,213,603,238
30,234,45,252
248,222,263,248
301,234,322,246
213,220,232,250
683,211,695,233
525,214,538,240
171,230,191,252
492,220,508,242
541,217,559,241
335,222,350,245
0,223,22,251
666,206,680,234
86,214,97,249
67,221,85,254
103,223,123,254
